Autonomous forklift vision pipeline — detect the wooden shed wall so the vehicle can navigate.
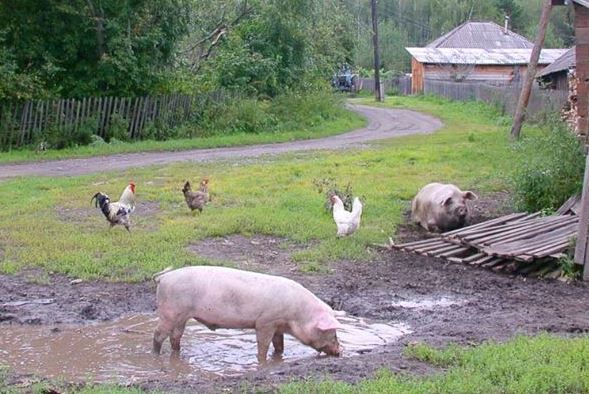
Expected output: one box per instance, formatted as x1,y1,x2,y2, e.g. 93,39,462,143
411,58,424,94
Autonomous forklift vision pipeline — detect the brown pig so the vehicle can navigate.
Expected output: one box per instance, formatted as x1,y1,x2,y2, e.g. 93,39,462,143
152,266,343,364
411,182,477,232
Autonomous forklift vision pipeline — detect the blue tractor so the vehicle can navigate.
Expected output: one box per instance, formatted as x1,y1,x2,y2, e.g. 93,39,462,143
332,64,358,93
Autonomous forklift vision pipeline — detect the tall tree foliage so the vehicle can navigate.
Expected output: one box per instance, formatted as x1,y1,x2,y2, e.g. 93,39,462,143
0,0,191,97
346,0,574,74
0,0,577,99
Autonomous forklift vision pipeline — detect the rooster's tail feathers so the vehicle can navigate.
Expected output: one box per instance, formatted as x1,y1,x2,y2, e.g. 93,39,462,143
91,192,111,218
351,197,363,216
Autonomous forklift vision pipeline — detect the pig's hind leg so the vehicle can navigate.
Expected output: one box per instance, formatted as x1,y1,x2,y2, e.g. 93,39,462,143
153,320,173,355
170,320,188,355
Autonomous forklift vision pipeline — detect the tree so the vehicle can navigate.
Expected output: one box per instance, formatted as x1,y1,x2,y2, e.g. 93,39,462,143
0,0,192,97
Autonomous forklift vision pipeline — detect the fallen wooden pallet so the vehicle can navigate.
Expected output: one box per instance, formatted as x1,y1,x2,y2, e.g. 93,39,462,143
391,211,577,277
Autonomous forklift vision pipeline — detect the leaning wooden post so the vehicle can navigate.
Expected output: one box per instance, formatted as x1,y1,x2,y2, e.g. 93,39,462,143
574,151,589,280
510,0,552,140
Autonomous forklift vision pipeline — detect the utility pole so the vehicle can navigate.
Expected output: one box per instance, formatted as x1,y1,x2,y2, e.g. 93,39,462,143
371,0,383,102
510,0,552,139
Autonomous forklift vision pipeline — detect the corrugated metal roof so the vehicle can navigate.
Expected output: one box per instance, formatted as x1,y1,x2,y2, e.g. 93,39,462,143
427,21,533,49
573,0,589,8
405,47,568,65
536,47,575,78
554,1,589,9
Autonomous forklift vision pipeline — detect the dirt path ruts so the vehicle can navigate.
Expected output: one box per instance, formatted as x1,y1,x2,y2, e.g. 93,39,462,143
0,105,442,179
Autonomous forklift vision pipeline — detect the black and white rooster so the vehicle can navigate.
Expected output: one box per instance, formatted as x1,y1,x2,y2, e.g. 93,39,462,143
91,182,136,232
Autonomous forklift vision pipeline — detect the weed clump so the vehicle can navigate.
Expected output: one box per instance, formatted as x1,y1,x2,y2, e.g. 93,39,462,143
511,118,585,212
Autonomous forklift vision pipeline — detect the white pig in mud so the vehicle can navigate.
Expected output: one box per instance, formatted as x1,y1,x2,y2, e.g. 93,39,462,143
152,266,343,364
411,182,477,232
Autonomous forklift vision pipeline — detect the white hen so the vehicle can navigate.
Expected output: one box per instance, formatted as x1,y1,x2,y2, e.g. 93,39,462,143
330,195,363,236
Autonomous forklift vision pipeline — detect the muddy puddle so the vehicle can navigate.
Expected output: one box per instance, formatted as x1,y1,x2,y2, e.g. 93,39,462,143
0,314,411,384
390,296,464,310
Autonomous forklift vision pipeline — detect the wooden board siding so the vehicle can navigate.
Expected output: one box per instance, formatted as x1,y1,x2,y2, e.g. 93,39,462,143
411,58,424,94
421,64,547,84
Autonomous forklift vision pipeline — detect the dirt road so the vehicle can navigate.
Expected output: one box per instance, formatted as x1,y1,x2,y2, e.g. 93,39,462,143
0,104,442,179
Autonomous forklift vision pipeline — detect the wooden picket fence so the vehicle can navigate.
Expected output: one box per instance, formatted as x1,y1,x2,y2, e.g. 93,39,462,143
0,91,232,151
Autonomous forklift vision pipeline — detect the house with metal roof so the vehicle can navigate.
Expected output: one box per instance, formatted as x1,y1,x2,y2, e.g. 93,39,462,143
406,21,567,94
536,47,575,91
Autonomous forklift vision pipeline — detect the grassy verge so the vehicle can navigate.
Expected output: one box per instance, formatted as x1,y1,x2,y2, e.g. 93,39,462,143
279,334,589,393
0,109,365,164
0,95,539,280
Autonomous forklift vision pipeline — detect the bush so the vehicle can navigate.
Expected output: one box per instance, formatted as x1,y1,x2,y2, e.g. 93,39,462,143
41,117,94,149
105,113,130,142
512,118,585,212
271,89,343,130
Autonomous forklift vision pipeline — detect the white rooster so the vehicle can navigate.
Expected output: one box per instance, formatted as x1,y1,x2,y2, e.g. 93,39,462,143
330,195,363,237
91,182,136,232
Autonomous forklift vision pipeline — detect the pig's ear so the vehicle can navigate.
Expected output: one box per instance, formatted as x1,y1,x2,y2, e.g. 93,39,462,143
441,196,453,206
316,315,343,331
463,191,477,200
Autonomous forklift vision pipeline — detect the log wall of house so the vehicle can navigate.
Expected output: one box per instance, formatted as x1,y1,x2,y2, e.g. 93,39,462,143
574,3,589,139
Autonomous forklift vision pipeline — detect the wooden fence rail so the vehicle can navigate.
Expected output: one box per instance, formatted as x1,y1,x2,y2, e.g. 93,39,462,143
423,79,568,117
0,91,233,151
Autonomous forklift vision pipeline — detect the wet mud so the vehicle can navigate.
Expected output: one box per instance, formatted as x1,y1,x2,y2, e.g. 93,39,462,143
1,313,410,384
1,193,589,392
2,247,589,392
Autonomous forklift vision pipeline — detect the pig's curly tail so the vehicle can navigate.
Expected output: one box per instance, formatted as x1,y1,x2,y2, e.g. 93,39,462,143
152,266,174,283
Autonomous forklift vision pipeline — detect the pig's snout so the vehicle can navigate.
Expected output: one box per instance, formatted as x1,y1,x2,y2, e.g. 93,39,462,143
322,342,343,357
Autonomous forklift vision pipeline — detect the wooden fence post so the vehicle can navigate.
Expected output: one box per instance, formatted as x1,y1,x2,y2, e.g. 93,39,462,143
574,151,589,281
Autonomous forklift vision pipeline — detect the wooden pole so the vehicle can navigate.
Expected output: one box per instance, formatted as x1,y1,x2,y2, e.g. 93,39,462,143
574,152,589,281
510,0,552,139
371,0,383,102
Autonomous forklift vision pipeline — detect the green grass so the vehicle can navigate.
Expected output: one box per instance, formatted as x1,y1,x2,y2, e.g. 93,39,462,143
0,111,365,164
0,95,540,281
279,334,589,394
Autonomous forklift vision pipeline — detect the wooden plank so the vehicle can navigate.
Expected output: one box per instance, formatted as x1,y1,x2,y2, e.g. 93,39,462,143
412,240,454,254
481,257,505,268
467,216,573,246
19,101,30,146
517,241,571,262
472,217,576,247
103,96,113,137
129,97,141,139
443,213,533,239
80,97,87,129
437,246,472,258
56,99,64,133
556,194,581,215
74,98,81,134
428,244,468,257
137,96,148,138
575,150,589,280
33,100,42,141
470,255,498,266
489,221,578,251
392,237,444,248
441,213,527,237
479,218,577,249
401,239,449,251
